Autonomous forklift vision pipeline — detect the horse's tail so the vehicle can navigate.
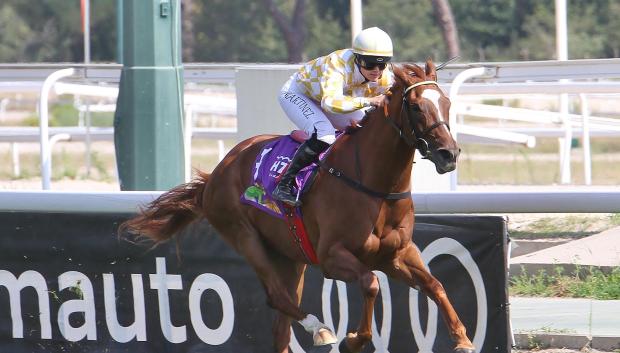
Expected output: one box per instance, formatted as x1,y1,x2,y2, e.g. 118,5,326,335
120,171,210,243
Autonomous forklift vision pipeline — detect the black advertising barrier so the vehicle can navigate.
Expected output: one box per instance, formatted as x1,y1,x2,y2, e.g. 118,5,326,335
0,212,509,353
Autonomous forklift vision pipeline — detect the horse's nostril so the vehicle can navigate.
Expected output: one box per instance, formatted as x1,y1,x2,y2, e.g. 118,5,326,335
438,148,456,161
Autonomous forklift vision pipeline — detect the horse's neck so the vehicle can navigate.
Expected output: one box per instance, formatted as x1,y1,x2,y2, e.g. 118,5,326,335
337,110,415,193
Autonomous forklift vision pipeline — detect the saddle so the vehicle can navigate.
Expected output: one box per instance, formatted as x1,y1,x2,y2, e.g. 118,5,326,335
240,130,321,218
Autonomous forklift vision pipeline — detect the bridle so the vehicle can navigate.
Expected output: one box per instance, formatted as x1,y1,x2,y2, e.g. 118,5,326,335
316,72,450,200
385,79,450,159
314,78,451,201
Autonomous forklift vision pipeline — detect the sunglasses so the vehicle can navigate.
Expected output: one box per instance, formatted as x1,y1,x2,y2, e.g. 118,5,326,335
360,62,387,71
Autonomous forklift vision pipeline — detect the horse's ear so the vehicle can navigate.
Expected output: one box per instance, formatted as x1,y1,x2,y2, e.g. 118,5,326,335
425,58,437,81
403,63,427,79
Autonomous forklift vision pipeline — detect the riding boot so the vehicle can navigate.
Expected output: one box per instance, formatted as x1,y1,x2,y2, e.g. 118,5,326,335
272,137,330,207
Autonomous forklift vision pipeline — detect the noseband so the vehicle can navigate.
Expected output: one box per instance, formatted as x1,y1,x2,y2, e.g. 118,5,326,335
387,80,450,159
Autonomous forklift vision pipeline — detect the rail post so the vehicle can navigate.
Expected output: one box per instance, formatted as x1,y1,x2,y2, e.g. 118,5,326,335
114,0,185,190
39,68,76,190
448,66,494,190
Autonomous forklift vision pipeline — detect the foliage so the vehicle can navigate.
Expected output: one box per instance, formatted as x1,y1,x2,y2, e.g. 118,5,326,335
50,102,79,127
509,215,611,239
0,1,619,63
510,266,620,300
451,0,518,61
364,0,445,62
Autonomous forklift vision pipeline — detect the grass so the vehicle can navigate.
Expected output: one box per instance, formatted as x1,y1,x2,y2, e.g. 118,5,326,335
458,154,620,185
510,266,620,299
509,214,620,239
0,138,234,182
458,136,620,185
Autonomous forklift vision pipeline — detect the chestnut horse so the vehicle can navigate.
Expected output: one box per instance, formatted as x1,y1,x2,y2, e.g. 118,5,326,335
121,60,474,353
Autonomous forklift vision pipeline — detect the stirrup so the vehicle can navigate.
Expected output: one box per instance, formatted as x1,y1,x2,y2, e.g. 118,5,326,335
272,181,301,207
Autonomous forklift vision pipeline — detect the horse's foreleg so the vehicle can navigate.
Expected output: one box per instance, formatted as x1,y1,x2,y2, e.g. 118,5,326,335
321,244,379,353
273,260,306,353
385,244,475,353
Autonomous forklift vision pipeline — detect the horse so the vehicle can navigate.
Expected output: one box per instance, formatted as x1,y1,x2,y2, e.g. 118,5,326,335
121,59,474,353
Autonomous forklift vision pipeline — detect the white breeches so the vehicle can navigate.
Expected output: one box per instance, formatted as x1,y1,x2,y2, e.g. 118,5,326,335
279,78,365,144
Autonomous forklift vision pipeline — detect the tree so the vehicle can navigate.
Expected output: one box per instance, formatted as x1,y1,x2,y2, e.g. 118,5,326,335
363,0,445,62
430,0,460,58
262,0,306,63
0,4,32,62
182,0,196,62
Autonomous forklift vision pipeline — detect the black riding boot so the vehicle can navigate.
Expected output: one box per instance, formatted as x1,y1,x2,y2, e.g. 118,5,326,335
272,137,329,207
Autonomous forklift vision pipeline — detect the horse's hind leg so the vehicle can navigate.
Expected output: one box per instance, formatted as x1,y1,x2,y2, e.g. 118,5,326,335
224,223,305,319
383,244,475,353
321,244,379,353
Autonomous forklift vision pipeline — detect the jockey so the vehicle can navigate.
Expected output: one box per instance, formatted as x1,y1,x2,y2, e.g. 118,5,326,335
272,27,395,207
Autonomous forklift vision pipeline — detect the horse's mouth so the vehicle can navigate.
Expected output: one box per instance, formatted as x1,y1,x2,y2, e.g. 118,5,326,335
430,147,459,174
435,162,457,174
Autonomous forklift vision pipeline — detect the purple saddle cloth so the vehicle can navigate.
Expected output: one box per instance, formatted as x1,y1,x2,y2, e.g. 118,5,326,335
240,136,317,219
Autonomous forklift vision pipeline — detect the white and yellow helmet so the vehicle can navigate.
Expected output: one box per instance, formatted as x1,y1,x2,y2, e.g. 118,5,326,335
353,27,393,65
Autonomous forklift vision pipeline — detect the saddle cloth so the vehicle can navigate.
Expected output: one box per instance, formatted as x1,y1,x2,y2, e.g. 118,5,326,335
240,133,317,219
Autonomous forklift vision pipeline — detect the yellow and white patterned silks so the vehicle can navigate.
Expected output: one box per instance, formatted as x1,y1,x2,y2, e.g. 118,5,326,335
292,49,394,114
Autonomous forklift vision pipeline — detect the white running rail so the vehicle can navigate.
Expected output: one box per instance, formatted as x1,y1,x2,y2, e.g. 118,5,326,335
0,190,618,214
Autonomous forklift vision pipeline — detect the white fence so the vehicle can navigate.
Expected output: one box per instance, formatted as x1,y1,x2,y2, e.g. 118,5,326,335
1,59,620,191
0,189,618,214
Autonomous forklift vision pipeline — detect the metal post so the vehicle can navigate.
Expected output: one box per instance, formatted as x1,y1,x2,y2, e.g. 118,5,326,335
184,105,193,182
448,67,494,190
579,94,591,185
49,134,72,178
39,68,76,190
11,143,20,177
556,0,571,184
85,104,92,177
350,0,362,44
82,0,91,64
555,0,568,61
116,0,123,64
114,0,185,190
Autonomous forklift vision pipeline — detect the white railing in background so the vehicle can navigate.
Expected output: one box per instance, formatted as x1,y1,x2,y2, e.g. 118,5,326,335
454,99,620,186
1,59,620,190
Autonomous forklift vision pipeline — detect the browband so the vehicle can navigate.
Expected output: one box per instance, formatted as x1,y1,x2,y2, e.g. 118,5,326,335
403,80,437,95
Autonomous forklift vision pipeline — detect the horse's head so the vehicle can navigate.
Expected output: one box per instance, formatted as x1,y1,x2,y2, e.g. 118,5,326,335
391,59,460,174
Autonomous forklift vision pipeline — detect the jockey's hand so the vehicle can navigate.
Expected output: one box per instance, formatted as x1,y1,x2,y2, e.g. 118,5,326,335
368,94,388,108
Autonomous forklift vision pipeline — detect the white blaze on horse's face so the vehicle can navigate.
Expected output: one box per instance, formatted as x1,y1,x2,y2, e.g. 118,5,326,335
420,89,451,135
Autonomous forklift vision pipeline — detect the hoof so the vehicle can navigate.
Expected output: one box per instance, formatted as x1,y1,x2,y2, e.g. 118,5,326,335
338,339,354,353
314,327,337,346
454,347,475,353
307,345,333,353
